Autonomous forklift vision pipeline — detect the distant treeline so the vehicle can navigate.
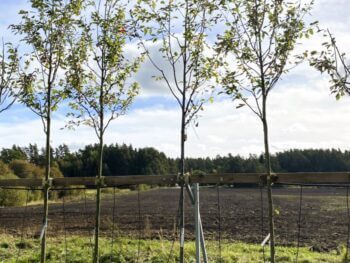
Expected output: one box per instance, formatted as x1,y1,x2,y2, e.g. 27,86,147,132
1,144,350,178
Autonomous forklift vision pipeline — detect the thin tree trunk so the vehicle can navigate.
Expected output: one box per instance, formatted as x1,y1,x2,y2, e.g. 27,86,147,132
41,92,51,263
179,107,186,263
179,1,189,261
262,95,275,263
256,1,275,255
94,76,104,262
93,134,103,263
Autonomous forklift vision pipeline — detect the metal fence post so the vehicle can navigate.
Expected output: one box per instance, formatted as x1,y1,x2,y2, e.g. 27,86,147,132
186,184,208,263
194,183,200,263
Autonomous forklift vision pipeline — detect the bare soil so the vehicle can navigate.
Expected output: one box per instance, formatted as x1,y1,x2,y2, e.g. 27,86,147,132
0,187,349,252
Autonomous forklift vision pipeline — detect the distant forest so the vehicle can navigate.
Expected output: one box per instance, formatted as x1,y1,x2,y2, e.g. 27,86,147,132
1,144,350,179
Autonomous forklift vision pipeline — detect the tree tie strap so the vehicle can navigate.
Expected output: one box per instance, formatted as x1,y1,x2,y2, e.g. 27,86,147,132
259,173,278,186
177,173,190,186
40,220,48,242
95,176,105,188
42,178,53,189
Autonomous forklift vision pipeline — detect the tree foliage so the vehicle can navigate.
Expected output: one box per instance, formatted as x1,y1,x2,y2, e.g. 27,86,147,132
66,0,142,139
0,161,27,207
0,42,19,113
309,29,350,100
216,0,315,116
2,143,350,177
0,145,27,163
11,0,82,128
133,0,219,130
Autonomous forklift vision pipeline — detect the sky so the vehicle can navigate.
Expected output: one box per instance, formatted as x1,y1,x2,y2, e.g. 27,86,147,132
0,0,350,158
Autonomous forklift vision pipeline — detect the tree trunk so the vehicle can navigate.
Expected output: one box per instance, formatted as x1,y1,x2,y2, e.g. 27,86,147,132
93,134,103,263
179,1,189,261
262,95,275,263
41,92,51,263
94,80,104,263
179,107,186,263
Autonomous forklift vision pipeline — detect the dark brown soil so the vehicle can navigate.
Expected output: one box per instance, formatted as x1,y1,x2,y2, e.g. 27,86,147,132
0,187,349,252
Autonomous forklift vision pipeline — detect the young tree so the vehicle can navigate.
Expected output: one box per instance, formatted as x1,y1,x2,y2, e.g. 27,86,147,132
65,1,143,261
132,0,220,261
215,1,316,261
11,1,82,261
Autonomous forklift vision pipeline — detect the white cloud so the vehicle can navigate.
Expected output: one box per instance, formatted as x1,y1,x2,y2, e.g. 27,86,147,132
2,74,350,159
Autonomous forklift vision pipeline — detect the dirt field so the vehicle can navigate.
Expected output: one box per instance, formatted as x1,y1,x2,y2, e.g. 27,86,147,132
0,187,349,252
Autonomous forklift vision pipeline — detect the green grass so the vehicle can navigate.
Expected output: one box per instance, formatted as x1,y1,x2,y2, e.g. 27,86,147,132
0,235,347,262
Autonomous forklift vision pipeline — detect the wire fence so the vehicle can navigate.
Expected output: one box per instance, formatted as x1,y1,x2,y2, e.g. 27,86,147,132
1,173,350,262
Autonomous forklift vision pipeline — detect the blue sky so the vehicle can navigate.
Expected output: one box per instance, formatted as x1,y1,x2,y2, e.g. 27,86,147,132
1,0,350,158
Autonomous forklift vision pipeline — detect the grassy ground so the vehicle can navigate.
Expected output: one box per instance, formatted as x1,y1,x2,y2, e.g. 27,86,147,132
25,188,134,206
0,235,347,263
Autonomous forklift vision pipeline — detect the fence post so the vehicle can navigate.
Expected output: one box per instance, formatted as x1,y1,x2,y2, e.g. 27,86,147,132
194,183,200,263
186,184,208,263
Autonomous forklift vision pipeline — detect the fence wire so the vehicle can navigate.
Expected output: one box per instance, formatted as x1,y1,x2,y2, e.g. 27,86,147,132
1,184,350,261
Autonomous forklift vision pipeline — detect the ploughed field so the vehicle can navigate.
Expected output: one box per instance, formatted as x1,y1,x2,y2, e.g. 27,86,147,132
0,187,348,252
